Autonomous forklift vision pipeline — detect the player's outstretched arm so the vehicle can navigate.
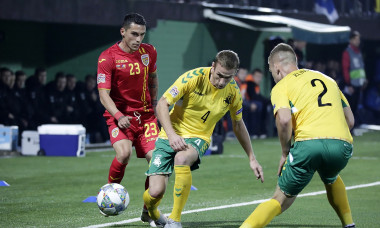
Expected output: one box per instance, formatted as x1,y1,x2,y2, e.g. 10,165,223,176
232,119,264,183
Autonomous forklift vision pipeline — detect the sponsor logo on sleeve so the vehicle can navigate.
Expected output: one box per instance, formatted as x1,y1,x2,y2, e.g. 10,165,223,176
111,127,119,138
98,58,106,63
169,86,179,98
236,108,243,115
141,54,149,66
97,73,106,84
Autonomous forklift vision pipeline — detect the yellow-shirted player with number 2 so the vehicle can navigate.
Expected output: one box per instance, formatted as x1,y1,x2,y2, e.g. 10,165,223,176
241,43,356,228
143,50,264,228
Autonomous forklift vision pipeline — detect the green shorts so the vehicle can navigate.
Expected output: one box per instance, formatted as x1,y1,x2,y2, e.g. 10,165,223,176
278,139,353,196
145,138,209,176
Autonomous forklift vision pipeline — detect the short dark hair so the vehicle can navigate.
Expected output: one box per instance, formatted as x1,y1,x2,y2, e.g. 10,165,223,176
55,71,66,81
0,67,11,76
252,68,262,74
15,70,26,78
66,74,75,80
214,50,240,70
85,74,96,82
122,13,146,29
350,30,360,39
34,67,46,76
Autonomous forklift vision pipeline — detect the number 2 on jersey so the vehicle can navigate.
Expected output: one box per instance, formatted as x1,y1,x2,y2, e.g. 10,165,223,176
311,79,332,107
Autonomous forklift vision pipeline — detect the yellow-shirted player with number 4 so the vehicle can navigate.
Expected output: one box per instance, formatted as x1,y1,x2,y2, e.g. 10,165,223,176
143,50,264,228
240,43,355,228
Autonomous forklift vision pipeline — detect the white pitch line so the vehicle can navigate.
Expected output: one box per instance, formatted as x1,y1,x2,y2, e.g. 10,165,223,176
82,181,380,228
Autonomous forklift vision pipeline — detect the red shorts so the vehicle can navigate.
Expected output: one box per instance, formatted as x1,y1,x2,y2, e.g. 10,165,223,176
105,112,159,158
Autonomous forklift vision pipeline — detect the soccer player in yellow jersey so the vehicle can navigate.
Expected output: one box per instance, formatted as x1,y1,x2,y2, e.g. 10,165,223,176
143,50,264,228
240,43,356,228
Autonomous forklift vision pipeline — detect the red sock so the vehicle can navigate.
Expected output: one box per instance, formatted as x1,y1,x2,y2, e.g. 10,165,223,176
143,176,149,210
108,157,127,183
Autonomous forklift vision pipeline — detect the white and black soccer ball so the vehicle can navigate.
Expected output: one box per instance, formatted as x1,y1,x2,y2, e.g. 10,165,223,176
97,183,130,216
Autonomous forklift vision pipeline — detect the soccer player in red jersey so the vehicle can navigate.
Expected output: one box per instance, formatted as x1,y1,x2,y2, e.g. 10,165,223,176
97,13,159,226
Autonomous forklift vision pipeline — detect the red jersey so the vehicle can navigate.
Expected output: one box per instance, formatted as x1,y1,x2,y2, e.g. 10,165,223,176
97,42,157,116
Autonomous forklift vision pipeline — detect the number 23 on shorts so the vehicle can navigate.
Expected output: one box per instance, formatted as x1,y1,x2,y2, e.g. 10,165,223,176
144,122,158,138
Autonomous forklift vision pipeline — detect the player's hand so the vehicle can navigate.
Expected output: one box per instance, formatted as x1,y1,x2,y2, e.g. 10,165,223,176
277,154,287,176
168,133,188,152
117,116,133,129
249,159,264,183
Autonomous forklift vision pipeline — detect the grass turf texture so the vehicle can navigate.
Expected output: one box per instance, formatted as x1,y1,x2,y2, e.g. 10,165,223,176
0,131,379,227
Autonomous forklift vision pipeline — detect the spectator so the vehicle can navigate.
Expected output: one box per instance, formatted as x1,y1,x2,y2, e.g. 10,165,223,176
45,72,68,124
326,59,345,90
83,74,108,143
342,30,367,125
0,68,17,125
26,67,49,128
243,69,271,138
65,74,82,124
25,67,47,89
14,70,33,130
15,71,27,91
0,68,30,144
234,67,249,98
314,61,327,74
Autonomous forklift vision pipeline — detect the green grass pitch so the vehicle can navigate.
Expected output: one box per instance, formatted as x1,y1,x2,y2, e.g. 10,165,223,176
0,131,379,227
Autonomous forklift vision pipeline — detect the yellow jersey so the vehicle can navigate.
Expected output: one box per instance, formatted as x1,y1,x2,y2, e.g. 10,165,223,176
271,69,353,143
160,67,243,143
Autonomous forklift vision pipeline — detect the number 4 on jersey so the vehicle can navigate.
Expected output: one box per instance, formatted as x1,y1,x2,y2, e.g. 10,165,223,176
201,111,210,123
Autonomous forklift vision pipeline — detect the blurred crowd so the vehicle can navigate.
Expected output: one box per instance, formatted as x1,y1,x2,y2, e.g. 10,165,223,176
0,67,109,144
1,36,380,145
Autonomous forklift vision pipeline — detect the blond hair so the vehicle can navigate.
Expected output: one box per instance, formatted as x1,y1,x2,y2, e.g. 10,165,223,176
214,50,240,70
268,43,297,66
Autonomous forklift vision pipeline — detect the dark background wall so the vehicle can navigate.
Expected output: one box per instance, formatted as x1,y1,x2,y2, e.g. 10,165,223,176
1,0,379,97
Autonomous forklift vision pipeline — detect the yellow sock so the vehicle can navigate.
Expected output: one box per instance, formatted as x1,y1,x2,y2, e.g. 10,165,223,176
143,189,162,220
168,165,191,222
325,175,354,226
240,199,281,228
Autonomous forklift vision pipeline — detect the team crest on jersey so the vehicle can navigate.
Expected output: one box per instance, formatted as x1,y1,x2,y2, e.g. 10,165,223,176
223,94,233,107
97,73,106,84
141,54,149,66
169,86,179,98
111,127,119,138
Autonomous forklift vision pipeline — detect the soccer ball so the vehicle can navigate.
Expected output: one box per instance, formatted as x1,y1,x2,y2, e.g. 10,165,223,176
97,183,130,216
